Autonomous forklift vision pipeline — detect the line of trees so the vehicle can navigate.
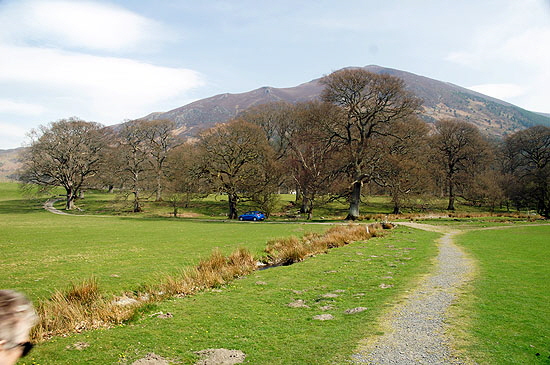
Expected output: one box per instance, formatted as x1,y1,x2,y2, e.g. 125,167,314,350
19,69,550,219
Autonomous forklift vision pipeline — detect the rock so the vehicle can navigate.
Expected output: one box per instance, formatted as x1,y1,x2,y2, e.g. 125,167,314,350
113,296,139,306
132,353,169,365
344,307,368,314
288,300,309,308
255,281,267,285
379,283,394,289
320,305,334,311
66,342,89,350
313,314,334,321
322,293,339,298
156,312,173,319
195,348,246,365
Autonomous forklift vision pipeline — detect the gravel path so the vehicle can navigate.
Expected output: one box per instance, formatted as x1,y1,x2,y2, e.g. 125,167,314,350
351,223,474,364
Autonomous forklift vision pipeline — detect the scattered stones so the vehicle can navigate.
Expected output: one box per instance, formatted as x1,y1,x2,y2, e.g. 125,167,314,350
66,342,89,350
110,274,120,278
324,270,338,274
195,348,246,365
354,293,366,297
322,293,339,298
255,281,267,285
113,296,139,306
379,283,394,289
344,307,368,314
132,353,169,365
334,289,346,293
211,289,223,292
288,300,309,308
313,314,334,321
381,276,393,279
320,305,334,311
156,312,173,319
292,289,304,294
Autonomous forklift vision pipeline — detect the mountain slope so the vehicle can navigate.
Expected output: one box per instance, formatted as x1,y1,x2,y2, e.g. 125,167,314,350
140,65,550,138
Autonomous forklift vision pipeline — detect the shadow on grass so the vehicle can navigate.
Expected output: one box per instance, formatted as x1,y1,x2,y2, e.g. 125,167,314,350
0,198,45,215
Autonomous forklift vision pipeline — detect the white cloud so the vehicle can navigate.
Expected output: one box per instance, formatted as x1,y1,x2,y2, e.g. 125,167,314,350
0,122,28,139
445,0,550,112
0,0,171,52
0,100,46,116
0,0,204,137
468,83,526,100
0,44,204,122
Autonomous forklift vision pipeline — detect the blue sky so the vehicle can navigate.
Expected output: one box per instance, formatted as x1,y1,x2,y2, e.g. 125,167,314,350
1,0,549,149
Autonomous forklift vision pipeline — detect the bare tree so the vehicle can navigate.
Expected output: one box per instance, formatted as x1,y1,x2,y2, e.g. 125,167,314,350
371,117,431,214
285,101,343,219
504,126,550,218
114,122,151,212
142,119,178,201
321,68,422,219
20,118,106,210
430,119,490,210
165,142,209,217
196,119,272,219
239,101,292,159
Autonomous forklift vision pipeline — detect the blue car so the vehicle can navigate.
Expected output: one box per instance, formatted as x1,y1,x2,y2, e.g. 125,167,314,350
238,211,266,221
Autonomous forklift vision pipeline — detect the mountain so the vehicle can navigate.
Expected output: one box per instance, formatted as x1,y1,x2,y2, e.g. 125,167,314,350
0,147,24,181
140,65,550,137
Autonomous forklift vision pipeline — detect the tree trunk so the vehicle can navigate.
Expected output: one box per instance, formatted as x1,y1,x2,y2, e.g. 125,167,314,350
107,185,114,193
133,191,142,212
392,202,401,215
228,193,238,219
300,193,309,214
295,185,301,203
155,173,163,201
65,188,76,210
447,178,455,211
346,181,362,220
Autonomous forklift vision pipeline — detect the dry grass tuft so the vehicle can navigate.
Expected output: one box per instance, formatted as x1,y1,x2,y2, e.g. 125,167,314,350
265,223,386,265
31,278,137,342
158,248,256,297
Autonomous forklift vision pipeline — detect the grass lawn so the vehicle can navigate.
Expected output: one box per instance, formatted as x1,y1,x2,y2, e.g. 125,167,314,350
0,183,328,300
452,226,550,364
21,226,440,364
51,186,518,221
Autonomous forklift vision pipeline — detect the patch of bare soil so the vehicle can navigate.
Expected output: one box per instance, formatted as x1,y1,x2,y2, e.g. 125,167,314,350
195,349,246,365
132,353,169,365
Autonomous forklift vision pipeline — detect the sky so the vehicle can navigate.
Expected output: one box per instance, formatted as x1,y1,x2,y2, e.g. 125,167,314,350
0,0,549,149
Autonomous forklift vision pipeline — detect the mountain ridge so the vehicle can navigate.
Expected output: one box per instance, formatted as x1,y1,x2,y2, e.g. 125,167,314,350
139,65,550,137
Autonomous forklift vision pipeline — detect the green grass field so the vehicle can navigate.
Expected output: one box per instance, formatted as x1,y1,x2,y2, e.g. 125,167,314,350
20,226,439,364
2,182,548,364
452,226,550,364
50,185,519,221
0,183,330,300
